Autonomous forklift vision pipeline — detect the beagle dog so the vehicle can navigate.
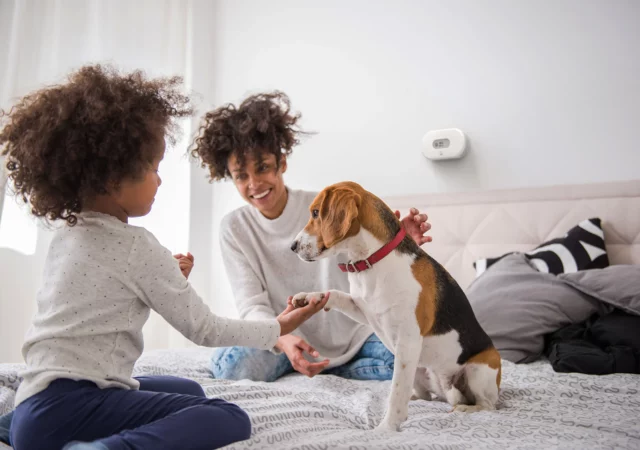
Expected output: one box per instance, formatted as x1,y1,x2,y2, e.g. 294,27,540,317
290,181,501,432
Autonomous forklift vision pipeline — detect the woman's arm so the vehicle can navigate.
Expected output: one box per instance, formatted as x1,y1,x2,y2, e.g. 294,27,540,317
220,227,279,320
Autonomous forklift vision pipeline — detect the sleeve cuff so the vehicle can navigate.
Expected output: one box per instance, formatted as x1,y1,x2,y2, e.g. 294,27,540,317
260,318,281,351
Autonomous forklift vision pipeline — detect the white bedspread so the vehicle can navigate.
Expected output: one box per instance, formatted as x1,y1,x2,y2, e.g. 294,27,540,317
1,348,639,449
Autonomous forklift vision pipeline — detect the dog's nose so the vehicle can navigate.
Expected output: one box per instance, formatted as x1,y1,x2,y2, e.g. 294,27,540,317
290,241,298,252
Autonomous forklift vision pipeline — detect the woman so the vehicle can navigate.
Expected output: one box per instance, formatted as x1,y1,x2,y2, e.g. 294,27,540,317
191,91,432,382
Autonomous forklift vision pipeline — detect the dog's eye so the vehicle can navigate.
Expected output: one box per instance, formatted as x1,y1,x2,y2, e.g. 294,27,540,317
312,209,319,219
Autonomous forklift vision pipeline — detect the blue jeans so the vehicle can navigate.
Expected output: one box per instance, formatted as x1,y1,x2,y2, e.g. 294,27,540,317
212,333,394,382
10,376,249,450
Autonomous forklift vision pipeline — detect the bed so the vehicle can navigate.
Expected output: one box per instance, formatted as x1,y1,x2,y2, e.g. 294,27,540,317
1,179,639,449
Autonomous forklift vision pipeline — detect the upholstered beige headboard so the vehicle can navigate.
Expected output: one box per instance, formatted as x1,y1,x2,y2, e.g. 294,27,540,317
385,179,640,291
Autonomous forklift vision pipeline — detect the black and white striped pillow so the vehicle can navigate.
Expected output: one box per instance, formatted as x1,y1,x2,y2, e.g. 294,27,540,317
474,218,609,277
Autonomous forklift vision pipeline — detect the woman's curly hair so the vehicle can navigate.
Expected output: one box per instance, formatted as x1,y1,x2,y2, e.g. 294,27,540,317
0,64,192,225
190,91,305,181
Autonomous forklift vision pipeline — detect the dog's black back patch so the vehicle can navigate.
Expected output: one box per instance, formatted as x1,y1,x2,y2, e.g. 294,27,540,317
373,198,493,363
425,253,493,364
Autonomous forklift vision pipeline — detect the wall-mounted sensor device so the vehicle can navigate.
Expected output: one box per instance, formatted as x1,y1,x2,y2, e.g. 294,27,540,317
422,128,467,160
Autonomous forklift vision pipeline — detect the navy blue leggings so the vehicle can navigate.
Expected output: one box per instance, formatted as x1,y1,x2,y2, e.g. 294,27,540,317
10,376,250,450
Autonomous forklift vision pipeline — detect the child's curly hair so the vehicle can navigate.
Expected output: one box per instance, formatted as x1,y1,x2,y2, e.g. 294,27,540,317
0,64,192,225
190,91,305,181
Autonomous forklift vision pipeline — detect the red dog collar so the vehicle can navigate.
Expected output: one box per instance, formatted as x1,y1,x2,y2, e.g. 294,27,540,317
338,228,407,273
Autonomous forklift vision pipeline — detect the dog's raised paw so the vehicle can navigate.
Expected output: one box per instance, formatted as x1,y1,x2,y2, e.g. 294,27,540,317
291,293,309,308
292,292,325,308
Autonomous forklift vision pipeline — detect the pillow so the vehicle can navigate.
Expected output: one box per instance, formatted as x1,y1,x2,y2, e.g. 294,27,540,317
474,218,609,277
558,265,640,316
467,253,609,363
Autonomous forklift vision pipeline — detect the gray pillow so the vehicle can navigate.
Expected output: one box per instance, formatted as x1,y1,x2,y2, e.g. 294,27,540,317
558,265,640,316
467,253,608,363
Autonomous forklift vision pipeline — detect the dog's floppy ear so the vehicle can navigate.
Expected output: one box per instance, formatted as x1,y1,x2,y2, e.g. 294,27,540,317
320,188,361,248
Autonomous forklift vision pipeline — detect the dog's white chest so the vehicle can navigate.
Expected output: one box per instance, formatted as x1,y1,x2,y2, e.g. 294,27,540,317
348,252,422,351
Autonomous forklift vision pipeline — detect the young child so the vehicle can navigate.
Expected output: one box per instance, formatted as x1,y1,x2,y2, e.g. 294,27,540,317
0,65,328,450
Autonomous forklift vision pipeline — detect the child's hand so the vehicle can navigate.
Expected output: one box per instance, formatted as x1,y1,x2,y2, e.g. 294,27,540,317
173,252,194,279
276,293,330,336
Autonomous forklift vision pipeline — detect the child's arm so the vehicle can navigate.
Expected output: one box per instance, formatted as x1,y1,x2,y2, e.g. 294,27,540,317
129,231,323,350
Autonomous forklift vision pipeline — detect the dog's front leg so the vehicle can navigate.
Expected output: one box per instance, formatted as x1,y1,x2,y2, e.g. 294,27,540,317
375,325,422,432
292,290,369,325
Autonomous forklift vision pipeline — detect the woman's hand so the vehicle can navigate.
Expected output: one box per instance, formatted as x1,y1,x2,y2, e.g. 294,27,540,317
173,252,194,279
276,334,330,377
275,294,330,377
397,208,432,246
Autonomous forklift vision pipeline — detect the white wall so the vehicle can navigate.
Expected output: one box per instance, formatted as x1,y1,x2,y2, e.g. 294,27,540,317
205,0,640,317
